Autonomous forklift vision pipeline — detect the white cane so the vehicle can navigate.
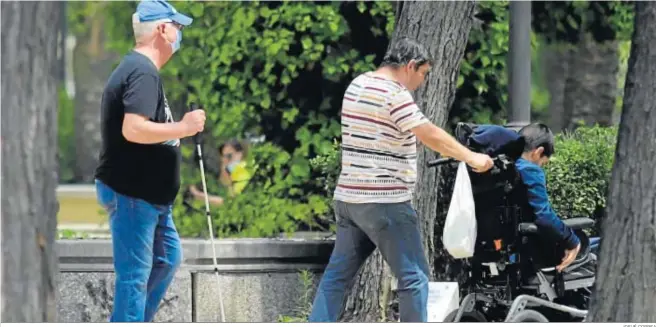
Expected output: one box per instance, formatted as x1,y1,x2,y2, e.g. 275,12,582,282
189,102,226,322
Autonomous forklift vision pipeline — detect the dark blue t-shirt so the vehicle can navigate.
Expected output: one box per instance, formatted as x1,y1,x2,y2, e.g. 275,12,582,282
95,50,181,205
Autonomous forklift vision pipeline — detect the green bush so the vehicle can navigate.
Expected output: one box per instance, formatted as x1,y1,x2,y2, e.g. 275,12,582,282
174,142,333,238
308,140,341,200
545,125,617,221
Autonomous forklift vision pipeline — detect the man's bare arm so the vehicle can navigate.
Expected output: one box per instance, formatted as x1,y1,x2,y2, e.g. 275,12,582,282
411,122,493,172
189,185,224,206
122,114,188,144
122,109,205,144
411,122,471,159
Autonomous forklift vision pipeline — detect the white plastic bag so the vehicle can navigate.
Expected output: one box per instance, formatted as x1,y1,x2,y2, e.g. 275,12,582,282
443,161,477,259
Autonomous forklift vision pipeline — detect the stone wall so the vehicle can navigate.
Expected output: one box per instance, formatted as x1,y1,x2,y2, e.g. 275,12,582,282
56,239,333,322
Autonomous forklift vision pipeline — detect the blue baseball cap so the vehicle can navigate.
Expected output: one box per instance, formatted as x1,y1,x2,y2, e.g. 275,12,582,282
135,0,193,26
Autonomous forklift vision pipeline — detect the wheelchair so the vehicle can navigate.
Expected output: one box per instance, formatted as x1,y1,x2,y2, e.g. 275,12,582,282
430,123,598,322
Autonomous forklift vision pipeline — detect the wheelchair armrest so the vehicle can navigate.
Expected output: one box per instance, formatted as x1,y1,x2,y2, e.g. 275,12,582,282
518,222,539,234
563,217,595,230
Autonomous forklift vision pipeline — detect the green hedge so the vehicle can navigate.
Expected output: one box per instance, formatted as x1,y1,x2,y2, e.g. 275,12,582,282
544,125,617,222
175,142,334,238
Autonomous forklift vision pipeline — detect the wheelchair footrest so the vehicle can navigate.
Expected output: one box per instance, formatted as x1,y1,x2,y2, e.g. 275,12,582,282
526,263,596,290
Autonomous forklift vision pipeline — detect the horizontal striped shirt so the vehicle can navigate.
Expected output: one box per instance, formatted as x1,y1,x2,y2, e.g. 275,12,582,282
333,72,429,203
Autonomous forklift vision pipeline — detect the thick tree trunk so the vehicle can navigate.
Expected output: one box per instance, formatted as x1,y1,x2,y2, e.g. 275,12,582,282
562,34,619,131
341,1,476,322
406,1,476,281
1,1,63,322
73,3,116,183
588,1,656,322
340,254,393,322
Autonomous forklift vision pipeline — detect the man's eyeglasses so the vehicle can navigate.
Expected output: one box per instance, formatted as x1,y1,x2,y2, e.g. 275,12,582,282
170,22,184,31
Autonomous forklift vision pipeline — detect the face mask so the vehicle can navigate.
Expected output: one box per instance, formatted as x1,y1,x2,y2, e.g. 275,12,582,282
226,160,240,174
171,29,182,54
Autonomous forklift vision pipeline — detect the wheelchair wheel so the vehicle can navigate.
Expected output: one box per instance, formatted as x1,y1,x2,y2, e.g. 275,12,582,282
444,309,488,322
508,309,549,322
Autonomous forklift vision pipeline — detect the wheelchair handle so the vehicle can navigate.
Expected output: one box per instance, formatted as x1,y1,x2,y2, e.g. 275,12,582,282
427,154,509,168
518,222,539,234
427,157,457,167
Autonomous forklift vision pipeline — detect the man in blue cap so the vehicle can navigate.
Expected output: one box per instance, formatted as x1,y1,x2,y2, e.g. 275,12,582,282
94,0,203,322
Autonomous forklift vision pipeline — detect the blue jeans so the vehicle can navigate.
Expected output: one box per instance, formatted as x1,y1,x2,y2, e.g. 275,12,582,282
309,201,430,322
95,179,183,322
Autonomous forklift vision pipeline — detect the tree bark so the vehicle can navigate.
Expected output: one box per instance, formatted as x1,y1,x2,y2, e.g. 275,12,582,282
341,1,476,321
542,43,571,133
1,1,62,322
544,38,619,133
562,34,619,131
588,1,656,322
73,2,116,183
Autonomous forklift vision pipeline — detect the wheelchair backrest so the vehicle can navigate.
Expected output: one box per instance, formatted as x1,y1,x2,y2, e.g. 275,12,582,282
454,123,526,160
451,123,528,257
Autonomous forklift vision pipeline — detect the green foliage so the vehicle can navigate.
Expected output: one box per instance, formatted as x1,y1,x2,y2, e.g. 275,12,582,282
615,40,631,112
58,87,75,183
607,1,635,40
278,270,315,322
545,125,617,223
532,1,634,44
308,140,341,199
451,2,546,125
452,1,509,125
174,143,333,238
143,1,392,148
57,229,90,240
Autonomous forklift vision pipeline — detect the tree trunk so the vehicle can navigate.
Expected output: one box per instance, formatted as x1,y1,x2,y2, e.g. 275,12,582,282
588,1,656,322
562,34,619,131
1,1,63,322
542,43,571,133
73,3,116,183
341,1,476,321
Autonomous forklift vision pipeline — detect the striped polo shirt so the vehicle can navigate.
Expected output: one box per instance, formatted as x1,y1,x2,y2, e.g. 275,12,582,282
333,72,429,203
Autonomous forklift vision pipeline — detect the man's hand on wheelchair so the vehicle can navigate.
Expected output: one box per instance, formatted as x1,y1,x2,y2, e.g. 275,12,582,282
466,152,495,173
557,243,581,272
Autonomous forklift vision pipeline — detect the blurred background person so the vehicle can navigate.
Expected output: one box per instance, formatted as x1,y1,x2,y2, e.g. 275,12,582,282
189,139,252,206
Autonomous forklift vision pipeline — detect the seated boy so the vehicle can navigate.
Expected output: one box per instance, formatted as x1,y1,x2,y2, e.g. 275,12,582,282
515,123,581,272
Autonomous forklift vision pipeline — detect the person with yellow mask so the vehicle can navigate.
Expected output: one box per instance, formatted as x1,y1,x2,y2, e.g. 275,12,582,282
189,139,252,206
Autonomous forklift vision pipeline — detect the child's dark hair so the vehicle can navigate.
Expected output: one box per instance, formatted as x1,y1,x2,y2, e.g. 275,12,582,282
518,123,555,157
219,139,246,155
